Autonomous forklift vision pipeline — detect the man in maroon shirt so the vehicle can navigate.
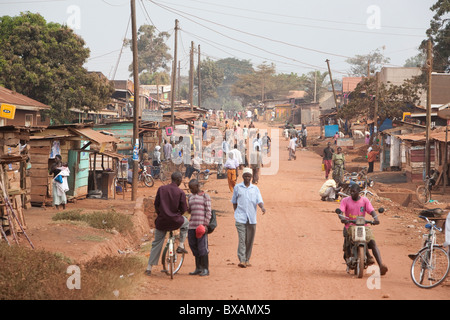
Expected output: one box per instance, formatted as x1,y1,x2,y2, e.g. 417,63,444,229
145,171,189,276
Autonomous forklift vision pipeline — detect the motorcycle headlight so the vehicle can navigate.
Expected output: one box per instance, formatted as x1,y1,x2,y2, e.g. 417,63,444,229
369,180,374,187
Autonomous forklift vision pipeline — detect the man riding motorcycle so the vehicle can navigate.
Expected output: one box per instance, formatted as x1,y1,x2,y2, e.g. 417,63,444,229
338,183,388,276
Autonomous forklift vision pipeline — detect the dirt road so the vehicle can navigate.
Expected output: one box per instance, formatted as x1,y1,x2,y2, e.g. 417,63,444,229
131,121,449,300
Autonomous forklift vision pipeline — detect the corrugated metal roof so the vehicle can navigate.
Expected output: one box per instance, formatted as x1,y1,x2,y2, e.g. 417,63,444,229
0,86,50,109
69,127,119,144
396,132,426,141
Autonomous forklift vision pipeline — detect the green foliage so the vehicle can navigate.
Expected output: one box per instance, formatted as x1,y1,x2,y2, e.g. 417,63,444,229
0,12,114,124
127,24,172,76
337,77,424,123
425,0,450,72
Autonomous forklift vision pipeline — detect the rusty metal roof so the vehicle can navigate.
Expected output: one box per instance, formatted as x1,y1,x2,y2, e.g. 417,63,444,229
69,127,119,144
0,86,50,109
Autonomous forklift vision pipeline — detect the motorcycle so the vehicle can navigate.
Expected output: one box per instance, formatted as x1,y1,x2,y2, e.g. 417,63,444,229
337,171,375,200
335,207,384,278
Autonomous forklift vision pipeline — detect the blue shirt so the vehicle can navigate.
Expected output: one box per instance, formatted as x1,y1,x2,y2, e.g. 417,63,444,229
231,182,264,224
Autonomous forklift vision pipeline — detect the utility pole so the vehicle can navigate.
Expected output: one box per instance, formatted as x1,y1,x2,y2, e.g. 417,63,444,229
130,0,139,201
373,71,379,146
325,59,338,109
425,39,433,177
177,60,181,102
189,41,194,112
367,59,371,78
170,19,179,127
313,70,317,103
197,44,201,109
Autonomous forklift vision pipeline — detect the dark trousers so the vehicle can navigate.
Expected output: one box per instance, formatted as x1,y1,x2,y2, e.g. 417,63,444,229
188,229,209,257
368,161,374,173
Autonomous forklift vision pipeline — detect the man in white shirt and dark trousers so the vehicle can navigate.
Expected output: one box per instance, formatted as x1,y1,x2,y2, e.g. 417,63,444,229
231,168,266,268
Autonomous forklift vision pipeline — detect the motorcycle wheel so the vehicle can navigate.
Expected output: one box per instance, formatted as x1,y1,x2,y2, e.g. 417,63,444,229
144,174,154,187
356,246,365,278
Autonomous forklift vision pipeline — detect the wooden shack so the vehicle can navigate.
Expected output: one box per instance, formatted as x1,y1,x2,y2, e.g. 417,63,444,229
0,126,32,233
28,125,120,206
397,132,434,182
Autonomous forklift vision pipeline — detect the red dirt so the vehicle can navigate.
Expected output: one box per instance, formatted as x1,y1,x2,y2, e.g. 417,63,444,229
15,120,450,300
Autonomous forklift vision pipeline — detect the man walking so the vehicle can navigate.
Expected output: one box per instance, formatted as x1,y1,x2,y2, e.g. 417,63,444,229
224,152,239,192
145,172,189,276
231,168,266,268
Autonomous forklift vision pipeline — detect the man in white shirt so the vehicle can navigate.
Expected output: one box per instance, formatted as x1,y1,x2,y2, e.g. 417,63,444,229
231,167,266,268
224,152,239,192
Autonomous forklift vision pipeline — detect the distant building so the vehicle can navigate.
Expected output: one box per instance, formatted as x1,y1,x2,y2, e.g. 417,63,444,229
0,86,50,127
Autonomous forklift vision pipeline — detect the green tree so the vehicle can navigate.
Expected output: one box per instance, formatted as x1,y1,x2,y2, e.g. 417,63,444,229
0,12,114,124
196,58,224,104
425,0,450,72
337,77,424,123
126,25,172,76
302,71,329,103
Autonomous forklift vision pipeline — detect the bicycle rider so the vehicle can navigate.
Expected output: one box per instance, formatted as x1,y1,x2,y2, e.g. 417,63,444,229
338,183,388,276
145,171,189,276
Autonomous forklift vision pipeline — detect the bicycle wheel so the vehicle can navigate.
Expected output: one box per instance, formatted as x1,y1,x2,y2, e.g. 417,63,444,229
159,171,167,185
197,172,206,181
416,185,430,204
161,241,185,276
411,245,450,288
144,174,154,187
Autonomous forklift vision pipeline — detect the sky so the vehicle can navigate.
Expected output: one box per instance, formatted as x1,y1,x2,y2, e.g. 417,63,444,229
0,0,438,82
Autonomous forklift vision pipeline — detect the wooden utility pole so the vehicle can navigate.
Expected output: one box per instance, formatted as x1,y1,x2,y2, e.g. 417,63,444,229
313,70,317,103
325,59,338,109
197,44,201,109
170,19,179,127
177,60,181,102
130,0,139,201
189,41,194,112
373,71,379,146
425,39,433,177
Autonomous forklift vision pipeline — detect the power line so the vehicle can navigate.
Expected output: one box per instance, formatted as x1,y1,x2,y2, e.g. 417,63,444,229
148,0,353,73
180,0,427,31
155,0,426,38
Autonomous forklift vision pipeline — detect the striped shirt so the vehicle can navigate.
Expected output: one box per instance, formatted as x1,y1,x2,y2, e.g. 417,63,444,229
188,192,212,230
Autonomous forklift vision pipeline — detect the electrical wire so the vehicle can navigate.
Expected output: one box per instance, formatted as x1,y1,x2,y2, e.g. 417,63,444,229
155,0,426,38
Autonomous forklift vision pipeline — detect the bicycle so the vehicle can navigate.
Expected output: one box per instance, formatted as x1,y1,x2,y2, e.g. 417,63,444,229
161,230,185,279
409,215,450,289
416,169,439,204
150,160,169,185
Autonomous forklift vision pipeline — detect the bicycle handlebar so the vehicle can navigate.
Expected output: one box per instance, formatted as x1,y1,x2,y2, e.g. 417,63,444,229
419,215,443,232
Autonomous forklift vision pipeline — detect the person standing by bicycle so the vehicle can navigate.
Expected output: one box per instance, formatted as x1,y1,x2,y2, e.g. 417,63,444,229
231,168,266,268
338,183,388,275
145,171,189,276
187,179,212,276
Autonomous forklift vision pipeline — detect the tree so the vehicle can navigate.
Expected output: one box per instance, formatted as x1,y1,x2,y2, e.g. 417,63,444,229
404,52,426,68
196,58,224,104
0,12,114,124
425,0,450,72
126,25,172,76
337,76,424,124
302,71,329,103
346,48,391,76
